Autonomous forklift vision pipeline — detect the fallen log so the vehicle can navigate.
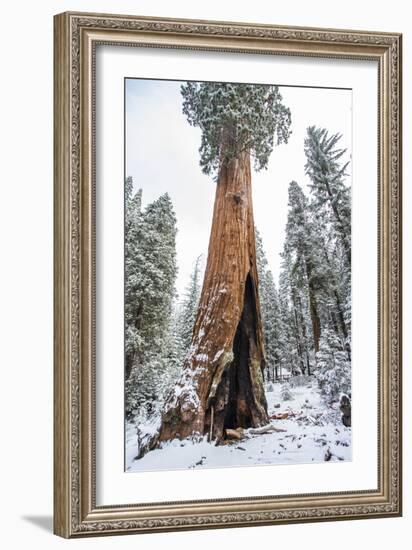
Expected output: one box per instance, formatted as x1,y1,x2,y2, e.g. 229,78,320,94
135,426,159,460
270,412,290,420
225,428,244,440
247,423,287,435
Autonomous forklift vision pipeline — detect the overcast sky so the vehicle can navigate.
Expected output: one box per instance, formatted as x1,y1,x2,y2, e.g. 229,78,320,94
126,79,352,299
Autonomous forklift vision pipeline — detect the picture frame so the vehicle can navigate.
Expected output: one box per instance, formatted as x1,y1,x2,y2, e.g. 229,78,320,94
53,11,402,538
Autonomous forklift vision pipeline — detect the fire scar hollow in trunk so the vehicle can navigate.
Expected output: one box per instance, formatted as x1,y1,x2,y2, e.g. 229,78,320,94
158,151,269,444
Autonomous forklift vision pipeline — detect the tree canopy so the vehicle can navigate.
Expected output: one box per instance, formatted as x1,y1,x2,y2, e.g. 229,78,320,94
181,81,292,177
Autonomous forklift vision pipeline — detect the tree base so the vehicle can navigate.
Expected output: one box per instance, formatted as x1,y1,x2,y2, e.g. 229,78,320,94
204,273,268,443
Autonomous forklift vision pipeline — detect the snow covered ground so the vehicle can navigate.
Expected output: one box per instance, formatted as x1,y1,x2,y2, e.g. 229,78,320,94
126,380,351,472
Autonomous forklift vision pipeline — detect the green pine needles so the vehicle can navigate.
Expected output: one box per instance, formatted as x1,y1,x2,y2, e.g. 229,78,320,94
181,81,292,178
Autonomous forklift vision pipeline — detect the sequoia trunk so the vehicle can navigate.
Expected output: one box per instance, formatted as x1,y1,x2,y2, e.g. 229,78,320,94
158,151,269,443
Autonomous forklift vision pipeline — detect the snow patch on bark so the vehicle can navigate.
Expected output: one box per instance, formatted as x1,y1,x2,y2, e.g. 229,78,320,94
213,349,224,362
164,369,201,415
207,350,234,403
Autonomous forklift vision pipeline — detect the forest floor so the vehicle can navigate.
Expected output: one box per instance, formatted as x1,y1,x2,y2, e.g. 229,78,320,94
126,379,352,472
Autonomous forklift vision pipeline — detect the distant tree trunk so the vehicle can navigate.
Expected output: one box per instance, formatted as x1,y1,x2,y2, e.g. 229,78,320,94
125,304,143,380
333,289,351,361
290,290,306,375
324,179,351,266
309,293,321,353
158,151,269,443
297,296,311,375
125,353,134,380
300,255,321,354
321,242,351,360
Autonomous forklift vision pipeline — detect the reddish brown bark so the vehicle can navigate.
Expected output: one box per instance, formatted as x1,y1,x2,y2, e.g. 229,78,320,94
158,151,269,443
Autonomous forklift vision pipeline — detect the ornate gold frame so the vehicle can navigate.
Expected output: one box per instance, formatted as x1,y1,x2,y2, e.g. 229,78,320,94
53,11,402,538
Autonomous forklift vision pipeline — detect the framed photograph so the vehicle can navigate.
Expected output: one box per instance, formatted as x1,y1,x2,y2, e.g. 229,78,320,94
54,12,402,538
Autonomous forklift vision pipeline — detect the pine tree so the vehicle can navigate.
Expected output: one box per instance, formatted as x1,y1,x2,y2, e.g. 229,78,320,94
284,181,322,354
124,179,143,380
279,248,304,375
176,255,203,358
304,126,351,267
255,230,281,381
313,227,351,359
279,176,352,379
125,188,178,419
268,127,352,406
281,381,293,401
315,327,351,403
304,126,352,358
280,242,313,376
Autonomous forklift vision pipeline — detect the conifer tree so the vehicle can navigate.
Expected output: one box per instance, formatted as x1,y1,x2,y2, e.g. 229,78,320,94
125,188,178,419
158,82,292,444
284,181,322,353
255,230,282,381
279,245,312,376
176,255,203,358
316,328,351,403
304,126,351,266
125,179,143,380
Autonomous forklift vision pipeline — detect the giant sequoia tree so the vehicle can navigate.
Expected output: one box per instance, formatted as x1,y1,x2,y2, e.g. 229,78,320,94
158,82,291,443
